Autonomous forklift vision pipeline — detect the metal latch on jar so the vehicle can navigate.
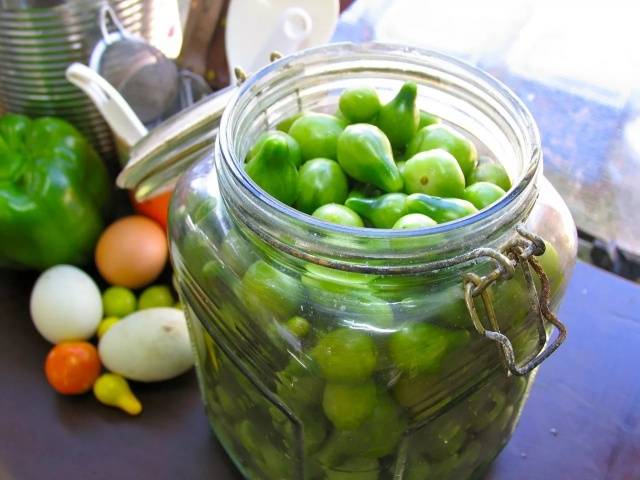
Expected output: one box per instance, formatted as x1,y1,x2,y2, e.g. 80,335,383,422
463,225,567,376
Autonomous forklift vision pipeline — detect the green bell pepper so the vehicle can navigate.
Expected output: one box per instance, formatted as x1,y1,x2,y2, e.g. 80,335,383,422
0,114,111,269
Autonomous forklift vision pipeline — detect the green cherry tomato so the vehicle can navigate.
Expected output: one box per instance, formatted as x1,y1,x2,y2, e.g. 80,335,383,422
406,124,478,179
418,110,441,129
138,284,174,309
462,181,506,209
321,389,407,459
289,113,345,161
295,158,349,214
323,380,378,429
339,87,381,123
421,414,468,461
391,372,437,408
311,328,377,383
406,193,478,223
402,149,466,197
241,260,302,320
312,203,364,227
275,112,304,133
468,157,511,191
537,240,564,298
276,359,324,409
389,322,470,374
376,81,420,148
245,135,299,205
101,286,136,317
246,130,302,167
324,457,379,480
285,316,311,338
345,193,408,229
337,123,403,193
392,213,437,229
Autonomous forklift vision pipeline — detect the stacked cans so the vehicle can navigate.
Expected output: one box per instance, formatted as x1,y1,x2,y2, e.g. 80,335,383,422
0,0,166,159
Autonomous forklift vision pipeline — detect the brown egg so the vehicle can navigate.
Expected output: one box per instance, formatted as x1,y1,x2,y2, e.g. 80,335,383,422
95,215,168,289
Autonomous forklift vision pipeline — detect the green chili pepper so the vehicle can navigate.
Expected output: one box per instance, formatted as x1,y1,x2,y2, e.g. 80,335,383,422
345,193,408,229
406,193,478,223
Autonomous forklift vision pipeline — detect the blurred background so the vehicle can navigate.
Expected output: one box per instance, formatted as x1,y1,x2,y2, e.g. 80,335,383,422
1,0,638,281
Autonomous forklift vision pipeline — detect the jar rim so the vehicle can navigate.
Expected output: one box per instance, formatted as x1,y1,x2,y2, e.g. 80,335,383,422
217,42,541,267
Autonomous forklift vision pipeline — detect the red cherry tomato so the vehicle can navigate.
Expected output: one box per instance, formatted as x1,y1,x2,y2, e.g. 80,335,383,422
130,190,172,231
45,342,101,395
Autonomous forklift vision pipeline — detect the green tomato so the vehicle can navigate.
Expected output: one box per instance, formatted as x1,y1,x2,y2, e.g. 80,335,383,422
324,457,379,480
241,260,302,320
468,384,507,432
392,213,437,229
337,123,403,193
419,414,468,461
345,193,408,229
391,371,437,408
402,149,466,197
138,284,174,309
219,228,257,277
376,81,420,149
102,286,136,317
311,328,377,383
389,322,470,374
276,359,324,409
418,110,441,129
295,158,349,214
537,240,564,298
406,124,478,179
246,130,302,167
462,182,506,209
312,203,364,227
320,389,407,459
245,135,299,205
468,157,511,191
339,87,381,123
276,112,304,133
285,315,311,338
289,113,345,161
323,380,377,429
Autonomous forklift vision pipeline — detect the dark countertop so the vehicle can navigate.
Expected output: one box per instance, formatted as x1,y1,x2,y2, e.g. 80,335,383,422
1,261,639,480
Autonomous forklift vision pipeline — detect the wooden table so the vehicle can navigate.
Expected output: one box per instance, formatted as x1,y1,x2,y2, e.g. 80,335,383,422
1,261,639,480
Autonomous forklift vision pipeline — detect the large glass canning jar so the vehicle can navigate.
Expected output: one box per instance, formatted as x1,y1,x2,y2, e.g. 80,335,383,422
168,43,577,479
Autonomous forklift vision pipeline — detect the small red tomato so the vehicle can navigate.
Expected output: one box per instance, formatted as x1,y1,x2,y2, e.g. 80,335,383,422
45,342,101,395
130,190,172,231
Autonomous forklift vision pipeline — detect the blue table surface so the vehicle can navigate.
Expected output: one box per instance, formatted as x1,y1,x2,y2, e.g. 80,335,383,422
1,261,639,480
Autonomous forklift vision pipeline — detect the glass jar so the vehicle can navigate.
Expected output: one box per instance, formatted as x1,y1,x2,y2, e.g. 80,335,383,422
166,43,576,479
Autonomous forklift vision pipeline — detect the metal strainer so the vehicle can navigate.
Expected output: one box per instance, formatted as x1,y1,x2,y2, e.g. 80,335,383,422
89,5,179,124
